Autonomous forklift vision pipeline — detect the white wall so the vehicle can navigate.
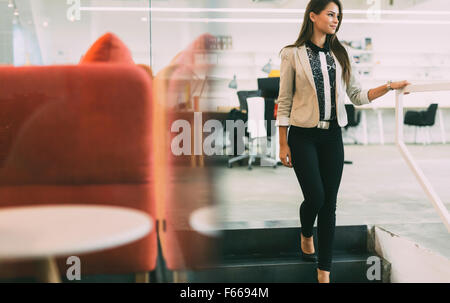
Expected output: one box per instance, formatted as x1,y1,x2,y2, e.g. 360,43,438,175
27,0,151,65
0,0,14,64
28,0,94,64
375,226,450,282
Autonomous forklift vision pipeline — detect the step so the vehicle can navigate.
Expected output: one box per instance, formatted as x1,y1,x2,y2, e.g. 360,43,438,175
187,252,384,283
220,225,368,257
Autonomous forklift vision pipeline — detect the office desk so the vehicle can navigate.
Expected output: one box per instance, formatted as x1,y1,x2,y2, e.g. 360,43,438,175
358,105,448,145
0,205,152,282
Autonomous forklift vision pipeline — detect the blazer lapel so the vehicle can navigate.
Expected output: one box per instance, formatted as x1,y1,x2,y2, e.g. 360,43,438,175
331,50,347,126
296,45,344,110
296,45,316,92
331,51,342,92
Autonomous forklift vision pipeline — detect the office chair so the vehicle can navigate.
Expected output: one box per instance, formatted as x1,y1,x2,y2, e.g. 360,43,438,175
343,104,362,144
227,91,277,169
224,90,255,166
404,103,438,145
342,104,362,165
246,96,278,169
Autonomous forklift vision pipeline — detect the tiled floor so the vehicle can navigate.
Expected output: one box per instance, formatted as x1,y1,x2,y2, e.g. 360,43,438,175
213,144,450,259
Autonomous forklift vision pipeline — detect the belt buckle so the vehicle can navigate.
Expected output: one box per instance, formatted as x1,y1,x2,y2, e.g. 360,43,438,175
317,121,330,130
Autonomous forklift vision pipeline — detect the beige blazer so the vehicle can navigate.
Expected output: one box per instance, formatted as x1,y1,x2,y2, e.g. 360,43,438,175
276,44,371,128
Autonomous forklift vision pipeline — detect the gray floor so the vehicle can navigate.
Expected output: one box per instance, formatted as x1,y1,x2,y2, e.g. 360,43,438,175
213,144,450,259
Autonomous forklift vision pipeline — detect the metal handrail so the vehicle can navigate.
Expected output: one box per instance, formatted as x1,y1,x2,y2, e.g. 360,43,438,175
396,82,450,233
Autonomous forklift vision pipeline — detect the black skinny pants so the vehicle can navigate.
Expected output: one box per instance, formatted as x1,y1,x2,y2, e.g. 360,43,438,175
287,120,344,272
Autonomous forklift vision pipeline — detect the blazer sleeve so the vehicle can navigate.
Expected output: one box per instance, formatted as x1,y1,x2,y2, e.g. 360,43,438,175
276,47,295,127
346,50,371,106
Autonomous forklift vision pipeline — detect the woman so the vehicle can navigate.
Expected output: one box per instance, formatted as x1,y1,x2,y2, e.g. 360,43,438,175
276,0,410,283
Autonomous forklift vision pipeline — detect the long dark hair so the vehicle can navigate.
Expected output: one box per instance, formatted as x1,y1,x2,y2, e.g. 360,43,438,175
280,0,351,86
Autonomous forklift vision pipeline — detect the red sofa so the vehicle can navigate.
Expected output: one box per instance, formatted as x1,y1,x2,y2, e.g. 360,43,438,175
0,63,157,280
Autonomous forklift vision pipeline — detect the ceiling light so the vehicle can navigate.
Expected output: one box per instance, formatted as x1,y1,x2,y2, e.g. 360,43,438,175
79,7,450,16
150,17,450,25
8,0,13,8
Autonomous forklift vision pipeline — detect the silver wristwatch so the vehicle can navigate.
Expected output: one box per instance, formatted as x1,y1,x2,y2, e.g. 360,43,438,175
387,80,393,91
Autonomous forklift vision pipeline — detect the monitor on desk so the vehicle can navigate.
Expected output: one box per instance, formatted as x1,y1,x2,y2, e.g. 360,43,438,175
258,77,280,99
257,77,280,138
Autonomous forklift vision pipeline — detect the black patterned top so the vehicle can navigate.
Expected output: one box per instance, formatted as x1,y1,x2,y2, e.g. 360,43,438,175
305,39,337,121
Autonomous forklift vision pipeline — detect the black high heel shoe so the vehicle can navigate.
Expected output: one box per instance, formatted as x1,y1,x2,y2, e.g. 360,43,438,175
301,249,318,262
300,234,317,262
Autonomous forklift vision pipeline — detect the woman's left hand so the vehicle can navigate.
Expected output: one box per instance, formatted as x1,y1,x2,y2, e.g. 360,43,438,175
392,80,411,94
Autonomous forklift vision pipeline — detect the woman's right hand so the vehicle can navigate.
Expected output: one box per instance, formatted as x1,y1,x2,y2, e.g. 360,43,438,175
279,144,293,168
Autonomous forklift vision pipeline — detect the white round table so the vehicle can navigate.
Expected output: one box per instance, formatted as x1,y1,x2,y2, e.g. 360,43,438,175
0,205,153,282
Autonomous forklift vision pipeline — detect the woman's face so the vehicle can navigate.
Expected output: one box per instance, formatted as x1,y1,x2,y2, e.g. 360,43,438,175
310,2,340,35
